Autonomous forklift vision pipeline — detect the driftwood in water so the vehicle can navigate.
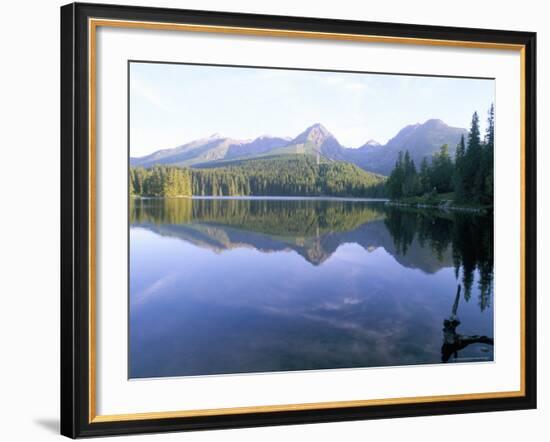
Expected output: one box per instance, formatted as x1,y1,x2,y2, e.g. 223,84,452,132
441,285,494,363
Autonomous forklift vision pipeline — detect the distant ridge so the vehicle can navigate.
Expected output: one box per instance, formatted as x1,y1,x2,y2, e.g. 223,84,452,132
131,119,467,175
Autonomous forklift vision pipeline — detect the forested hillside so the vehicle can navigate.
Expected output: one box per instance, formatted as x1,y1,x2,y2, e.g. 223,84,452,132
130,155,386,198
385,105,494,206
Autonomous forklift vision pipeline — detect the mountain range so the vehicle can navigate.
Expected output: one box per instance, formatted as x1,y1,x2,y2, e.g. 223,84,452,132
131,119,467,175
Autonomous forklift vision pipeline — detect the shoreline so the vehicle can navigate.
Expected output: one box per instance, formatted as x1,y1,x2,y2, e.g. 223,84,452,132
385,200,491,214
130,195,490,212
131,195,389,202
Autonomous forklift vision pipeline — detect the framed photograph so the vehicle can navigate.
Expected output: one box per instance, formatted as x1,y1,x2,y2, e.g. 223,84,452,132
60,2,536,438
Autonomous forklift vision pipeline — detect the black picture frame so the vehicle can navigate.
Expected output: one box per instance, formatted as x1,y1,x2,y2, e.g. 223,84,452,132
61,2,537,438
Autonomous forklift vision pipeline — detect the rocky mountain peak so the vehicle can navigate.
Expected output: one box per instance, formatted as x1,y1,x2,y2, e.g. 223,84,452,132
422,118,446,128
291,123,334,147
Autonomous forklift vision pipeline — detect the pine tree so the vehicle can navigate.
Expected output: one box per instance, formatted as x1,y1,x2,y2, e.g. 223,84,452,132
453,135,466,202
419,157,431,194
402,151,418,197
430,144,453,193
386,151,405,199
465,111,483,202
481,103,494,204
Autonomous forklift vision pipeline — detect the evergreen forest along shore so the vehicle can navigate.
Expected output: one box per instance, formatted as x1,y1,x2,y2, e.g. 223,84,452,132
385,105,494,210
130,105,494,211
130,155,386,198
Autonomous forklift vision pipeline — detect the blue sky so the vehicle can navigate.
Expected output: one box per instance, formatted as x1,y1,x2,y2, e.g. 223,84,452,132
130,62,494,157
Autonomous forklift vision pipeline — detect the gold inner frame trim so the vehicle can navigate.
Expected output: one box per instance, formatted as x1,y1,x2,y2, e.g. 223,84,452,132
88,17,527,424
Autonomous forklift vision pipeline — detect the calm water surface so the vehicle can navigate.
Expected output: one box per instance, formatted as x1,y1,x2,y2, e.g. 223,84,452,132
129,198,494,378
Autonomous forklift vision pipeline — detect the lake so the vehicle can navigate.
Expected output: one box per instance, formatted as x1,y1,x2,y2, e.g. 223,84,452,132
129,197,494,378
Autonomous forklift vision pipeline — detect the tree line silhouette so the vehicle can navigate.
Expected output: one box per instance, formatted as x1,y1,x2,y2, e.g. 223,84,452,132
130,155,386,198
386,105,494,205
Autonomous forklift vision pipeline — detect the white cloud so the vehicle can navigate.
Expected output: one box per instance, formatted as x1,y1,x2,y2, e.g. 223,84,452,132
131,76,173,112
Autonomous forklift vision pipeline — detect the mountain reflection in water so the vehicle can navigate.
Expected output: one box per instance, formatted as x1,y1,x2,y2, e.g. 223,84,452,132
129,197,494,378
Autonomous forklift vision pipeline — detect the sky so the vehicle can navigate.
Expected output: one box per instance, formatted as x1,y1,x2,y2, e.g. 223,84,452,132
130,62,495,157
